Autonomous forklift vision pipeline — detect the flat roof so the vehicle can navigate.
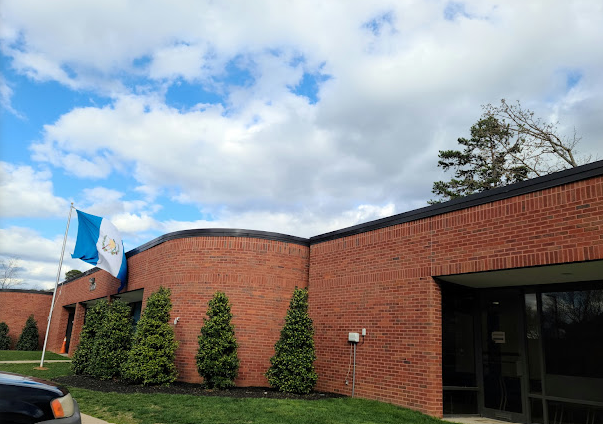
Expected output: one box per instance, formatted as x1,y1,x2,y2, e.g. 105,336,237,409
60,159,603,284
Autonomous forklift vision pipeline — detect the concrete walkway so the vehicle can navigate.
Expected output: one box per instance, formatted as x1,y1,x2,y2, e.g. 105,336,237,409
82,413,113,424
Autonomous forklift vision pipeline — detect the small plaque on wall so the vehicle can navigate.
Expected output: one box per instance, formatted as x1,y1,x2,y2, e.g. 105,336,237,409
491,331,506,344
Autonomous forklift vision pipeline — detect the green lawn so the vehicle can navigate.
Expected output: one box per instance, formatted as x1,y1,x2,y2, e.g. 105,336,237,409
0,362,444,424
0,362,73,380
0,350,68,361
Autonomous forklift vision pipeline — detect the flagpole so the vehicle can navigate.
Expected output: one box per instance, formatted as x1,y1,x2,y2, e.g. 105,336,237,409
39,203,74,368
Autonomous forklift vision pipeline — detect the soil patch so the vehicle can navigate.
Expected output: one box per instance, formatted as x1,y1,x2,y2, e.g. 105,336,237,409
55,375,344,400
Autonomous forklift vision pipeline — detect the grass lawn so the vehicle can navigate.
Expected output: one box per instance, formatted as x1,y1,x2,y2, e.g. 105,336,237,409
0,350,67,361
0,362,444,424
0,362,73,380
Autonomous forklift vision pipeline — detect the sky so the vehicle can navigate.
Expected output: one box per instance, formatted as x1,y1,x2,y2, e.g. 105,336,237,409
1,0,602,290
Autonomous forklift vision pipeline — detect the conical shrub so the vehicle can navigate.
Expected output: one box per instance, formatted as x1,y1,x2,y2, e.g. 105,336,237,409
122,287,179,385
266,287,317,394
16,315,39,351
196,291,239,389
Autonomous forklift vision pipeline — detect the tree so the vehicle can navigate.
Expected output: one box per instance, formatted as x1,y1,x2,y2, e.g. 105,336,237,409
482,99,586,176
16,315,39,350
0,322,10,350
65,270,83,280
72,300,107,375
0,257,22,289
431,116,529,203
122,287,179,385
71,299,133,379
196,291,239,389
266,287,317,394
88,299,133,380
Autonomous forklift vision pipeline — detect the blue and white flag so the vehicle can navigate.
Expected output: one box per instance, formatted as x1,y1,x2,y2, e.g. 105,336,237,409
71,210,127,292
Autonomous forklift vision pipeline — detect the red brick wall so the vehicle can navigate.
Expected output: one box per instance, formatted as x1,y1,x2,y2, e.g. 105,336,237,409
308,176,603,417
41,175,602,417
50,236,309,386
0,291,52,349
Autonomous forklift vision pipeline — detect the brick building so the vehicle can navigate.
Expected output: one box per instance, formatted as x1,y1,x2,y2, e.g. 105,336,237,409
1,160,602,423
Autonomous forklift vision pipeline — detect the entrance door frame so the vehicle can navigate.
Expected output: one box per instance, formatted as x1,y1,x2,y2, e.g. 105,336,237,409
477,288,529,423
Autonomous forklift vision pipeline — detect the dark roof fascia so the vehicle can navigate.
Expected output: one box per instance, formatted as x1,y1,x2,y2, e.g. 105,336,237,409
0,289,53,295
58,267,101,289
125,228,310,259
309,159,603,245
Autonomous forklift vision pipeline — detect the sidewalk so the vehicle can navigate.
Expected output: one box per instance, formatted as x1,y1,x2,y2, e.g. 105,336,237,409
82,413,113,424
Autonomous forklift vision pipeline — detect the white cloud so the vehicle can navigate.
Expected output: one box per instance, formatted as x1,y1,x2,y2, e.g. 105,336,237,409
0,227,93,290
0,162,69,218
0,75,22,117
1,0,603,263
160,203,397,239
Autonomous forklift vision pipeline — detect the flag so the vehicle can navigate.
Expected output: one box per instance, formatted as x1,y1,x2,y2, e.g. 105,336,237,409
71,210,127,292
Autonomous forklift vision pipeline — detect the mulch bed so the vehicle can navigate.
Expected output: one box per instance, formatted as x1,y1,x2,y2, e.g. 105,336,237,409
54,375,344,400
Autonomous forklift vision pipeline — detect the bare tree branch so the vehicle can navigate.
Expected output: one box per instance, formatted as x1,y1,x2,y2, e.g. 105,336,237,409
0,257,23,289
481,99,588,176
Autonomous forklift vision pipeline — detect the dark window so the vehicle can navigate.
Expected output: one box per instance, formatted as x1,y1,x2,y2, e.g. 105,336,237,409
541,289,603,379
443,390,478,415
524,293,542,394
541,288,603,403
129,301,143,326
442,286,477,387
548,401,602,424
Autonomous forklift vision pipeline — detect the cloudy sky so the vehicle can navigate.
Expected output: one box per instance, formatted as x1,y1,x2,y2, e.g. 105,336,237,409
1,0,602,290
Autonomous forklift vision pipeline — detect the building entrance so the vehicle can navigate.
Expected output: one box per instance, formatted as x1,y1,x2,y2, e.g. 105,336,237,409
480,289,526,422
442,280,603,423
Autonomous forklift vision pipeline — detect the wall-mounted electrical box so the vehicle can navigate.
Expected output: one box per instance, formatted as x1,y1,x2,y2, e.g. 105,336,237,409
348,332,360,343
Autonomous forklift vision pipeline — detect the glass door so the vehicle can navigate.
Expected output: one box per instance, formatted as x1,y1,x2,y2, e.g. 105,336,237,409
480,289,527,423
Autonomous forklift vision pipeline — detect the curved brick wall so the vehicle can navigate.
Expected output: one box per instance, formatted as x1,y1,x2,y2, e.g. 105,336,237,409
0,290,52,349
49,234,310,386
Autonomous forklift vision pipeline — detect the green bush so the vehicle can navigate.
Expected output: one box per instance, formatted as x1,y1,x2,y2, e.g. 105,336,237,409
121,287,179,385
0,322,10,350
89,299,133,380
16,315,39,351
72,300,107,375
71,299,133,379
196,291,239,389
266,287,317,394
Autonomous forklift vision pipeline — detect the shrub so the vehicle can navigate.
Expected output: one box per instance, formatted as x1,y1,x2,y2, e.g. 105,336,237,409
196,291,239,389
266,287,317,394
88,299,133,380
16,315,39,351
72,299,107,375
72,299,133,379
121,287,179,385
0,322,10,350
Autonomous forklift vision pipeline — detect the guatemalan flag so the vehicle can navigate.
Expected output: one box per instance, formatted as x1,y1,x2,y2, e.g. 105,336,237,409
71,210,127,292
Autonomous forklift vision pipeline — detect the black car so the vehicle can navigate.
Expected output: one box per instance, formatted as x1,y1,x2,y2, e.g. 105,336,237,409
0,371,81,424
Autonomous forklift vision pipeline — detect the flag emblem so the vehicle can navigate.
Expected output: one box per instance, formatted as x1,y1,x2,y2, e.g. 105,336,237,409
101,235,119,255
72,210,128,292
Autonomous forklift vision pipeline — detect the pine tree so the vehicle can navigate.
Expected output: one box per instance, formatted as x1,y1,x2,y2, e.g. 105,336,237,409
71,299,133,379
88,299,133,380
0,322,10,350
266,287,317,394
122,287,179,385
72,300,107,375
431,116,529,203
196,291,239,389
16,315,39,350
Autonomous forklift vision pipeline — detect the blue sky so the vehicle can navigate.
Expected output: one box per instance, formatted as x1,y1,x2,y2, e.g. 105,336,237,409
1,0,603,289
